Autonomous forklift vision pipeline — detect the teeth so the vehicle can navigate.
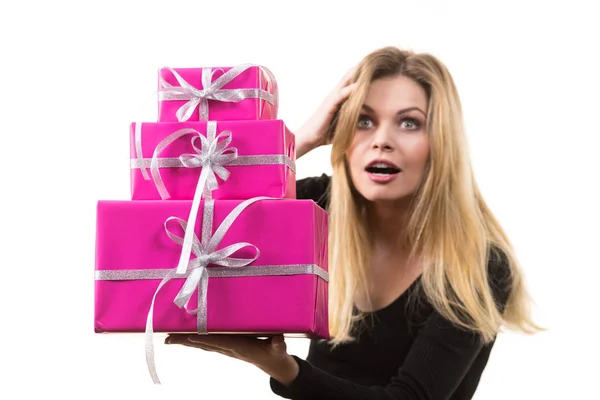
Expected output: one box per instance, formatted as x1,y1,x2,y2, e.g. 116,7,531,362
370,162,395,168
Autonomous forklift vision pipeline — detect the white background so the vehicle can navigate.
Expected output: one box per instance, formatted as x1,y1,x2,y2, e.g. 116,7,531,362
1,0,598,398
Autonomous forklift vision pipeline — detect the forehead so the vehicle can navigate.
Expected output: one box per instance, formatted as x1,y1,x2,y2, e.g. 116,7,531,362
364,75,428,112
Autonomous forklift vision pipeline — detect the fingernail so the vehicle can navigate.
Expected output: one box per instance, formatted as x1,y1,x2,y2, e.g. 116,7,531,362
165,337,171,344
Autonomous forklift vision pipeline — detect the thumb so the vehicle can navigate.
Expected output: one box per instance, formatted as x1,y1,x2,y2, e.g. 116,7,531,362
270,334,286,350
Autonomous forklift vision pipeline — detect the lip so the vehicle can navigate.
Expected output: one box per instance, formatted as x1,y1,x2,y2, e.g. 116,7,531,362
365,158,401,170
366,171,400,183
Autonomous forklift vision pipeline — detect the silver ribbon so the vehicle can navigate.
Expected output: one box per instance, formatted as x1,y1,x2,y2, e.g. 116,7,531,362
132,154,295,170
95,264,329,282
94,196,329,385
157,64,278,121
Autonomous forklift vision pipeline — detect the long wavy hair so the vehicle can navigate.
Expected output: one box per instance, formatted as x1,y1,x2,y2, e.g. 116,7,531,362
327,46,541,346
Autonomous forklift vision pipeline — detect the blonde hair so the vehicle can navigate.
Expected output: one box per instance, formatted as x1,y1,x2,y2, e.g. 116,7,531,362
327,46,542,346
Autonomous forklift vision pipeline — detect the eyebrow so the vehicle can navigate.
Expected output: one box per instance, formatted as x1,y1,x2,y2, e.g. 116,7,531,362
362,104,426,117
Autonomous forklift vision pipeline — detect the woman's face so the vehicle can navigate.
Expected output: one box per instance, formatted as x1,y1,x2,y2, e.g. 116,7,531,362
346,75,430,205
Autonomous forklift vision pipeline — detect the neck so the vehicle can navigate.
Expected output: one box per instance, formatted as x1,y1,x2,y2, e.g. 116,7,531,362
365,197,413,252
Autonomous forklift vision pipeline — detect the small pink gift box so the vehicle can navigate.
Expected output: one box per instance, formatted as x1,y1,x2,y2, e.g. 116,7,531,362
94,198,329,339
157,65,278,122
130,120,296,201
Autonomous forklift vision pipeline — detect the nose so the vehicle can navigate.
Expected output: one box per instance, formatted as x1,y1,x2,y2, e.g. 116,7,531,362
371,124,394,151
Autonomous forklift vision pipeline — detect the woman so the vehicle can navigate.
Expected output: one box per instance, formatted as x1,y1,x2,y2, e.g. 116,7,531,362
165,46,541,399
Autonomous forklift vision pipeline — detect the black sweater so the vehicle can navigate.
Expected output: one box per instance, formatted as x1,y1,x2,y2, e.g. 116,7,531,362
269,174,511,400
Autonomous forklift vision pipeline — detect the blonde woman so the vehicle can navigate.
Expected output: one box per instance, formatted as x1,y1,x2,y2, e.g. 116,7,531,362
166,46,540,399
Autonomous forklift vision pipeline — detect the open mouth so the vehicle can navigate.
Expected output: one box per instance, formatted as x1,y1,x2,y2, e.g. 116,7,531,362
365,161,401,175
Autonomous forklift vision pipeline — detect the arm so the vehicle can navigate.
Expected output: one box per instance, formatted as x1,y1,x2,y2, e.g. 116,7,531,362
295,130,322,160
270,252,512,400
270,313,486,400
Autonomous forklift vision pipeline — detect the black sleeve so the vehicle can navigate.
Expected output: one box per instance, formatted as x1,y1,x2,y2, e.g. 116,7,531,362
269,248,512,400
296,174,331,210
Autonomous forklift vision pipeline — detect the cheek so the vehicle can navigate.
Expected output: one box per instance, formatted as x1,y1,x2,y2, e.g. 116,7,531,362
408,137,430,171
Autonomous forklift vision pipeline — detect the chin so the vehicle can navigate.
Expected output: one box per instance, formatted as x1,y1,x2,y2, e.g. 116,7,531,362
355,184,414,204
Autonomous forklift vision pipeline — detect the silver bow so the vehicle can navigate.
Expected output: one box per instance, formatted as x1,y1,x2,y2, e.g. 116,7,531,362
158,64,277,121
177,131,236,198
167,215,259,315
147,121,237,201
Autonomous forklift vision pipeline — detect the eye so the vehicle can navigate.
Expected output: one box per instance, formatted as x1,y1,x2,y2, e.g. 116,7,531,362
400,117,420,130
357,115,374,129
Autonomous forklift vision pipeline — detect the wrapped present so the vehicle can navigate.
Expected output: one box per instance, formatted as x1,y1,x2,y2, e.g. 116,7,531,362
130,120,296,201
157,64,278,122
95,198,329,383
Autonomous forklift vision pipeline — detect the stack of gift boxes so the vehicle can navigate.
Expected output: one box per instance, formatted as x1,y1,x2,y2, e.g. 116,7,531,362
94,64,329,383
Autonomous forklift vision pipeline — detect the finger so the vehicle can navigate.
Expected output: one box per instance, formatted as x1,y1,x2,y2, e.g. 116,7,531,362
339,65,358,86
165,334,190,344
166,333,233,344
335,82,358,104
189,342,234,356
186,336,260,362
204,335,270,348
186,334,244,347
165,334,215,348
165,334,199,346
166,335,235,356
185,335,262,357
188,342,235,358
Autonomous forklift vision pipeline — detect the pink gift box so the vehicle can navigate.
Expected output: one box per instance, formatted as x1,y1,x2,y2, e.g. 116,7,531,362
130,120,296,200
94,199,329,339
157,65,278,122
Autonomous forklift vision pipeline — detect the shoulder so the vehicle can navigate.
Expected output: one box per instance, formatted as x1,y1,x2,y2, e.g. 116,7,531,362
296,173,331,210
410,246,513,335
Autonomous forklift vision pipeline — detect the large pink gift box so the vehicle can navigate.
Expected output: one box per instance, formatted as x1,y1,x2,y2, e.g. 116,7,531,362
94,198,329,339
130,120,296,201
157,65,278,122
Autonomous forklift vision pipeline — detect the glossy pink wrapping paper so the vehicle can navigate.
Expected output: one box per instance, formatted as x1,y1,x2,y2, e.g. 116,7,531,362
130,120,296,200
157,66,277,122
94,199,329,338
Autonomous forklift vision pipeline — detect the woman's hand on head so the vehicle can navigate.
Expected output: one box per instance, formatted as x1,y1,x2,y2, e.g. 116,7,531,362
165,333,300,386
295,66,358,159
